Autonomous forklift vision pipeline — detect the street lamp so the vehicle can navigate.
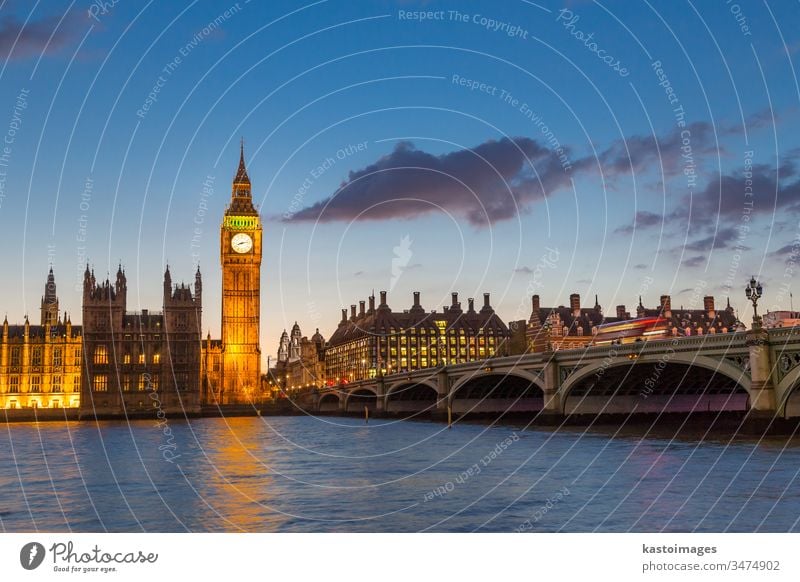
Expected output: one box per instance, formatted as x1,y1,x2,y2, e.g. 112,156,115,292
745,276,764,329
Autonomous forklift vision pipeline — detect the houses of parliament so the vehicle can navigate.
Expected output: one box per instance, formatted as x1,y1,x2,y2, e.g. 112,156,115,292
0,146,262,416
0,144,746,417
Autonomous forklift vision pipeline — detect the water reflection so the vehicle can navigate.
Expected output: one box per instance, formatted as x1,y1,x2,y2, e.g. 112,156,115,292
1,416,799,532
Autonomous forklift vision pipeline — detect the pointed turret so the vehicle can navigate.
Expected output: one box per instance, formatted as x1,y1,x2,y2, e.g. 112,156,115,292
195,265,202,307
83,263,92,297
115,263,127,297
41,267,59,325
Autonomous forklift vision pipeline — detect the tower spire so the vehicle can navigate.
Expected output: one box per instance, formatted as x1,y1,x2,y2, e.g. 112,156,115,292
41,267,59,325
233,138,250,191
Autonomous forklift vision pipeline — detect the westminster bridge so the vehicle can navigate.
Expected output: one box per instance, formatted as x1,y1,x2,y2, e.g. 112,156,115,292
310,327,800,419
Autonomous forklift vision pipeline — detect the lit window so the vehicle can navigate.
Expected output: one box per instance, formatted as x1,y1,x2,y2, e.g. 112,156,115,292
10,347,21,366
53,348,63,367
123,353,131,364
93,375,108,392
138,352,145,364
94,345,108,364
30,376,41,392
32,347,43,366
153,352,161,364
52,376,62,393
8,376,20,393
138,374,149,391
73,349,81,366
73,377,80,392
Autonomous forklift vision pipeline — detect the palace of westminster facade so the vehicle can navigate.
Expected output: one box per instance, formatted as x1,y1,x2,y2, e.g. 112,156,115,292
0,148,744,414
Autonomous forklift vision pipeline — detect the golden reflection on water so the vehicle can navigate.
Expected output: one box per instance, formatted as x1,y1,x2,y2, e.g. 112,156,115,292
191,417,289,532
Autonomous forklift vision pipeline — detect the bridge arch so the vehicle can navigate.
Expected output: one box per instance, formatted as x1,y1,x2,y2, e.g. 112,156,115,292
559,354,752,415
448,370,545,415
344,387,378,413
775,363,800,417
385,380,439,414
317,392,341,412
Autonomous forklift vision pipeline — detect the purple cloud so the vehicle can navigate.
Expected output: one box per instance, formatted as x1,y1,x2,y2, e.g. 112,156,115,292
284,137,574,227
0,11,84,60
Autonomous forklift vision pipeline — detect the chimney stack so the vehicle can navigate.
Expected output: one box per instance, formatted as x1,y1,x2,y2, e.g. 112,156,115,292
379,290,387,307
483,293,491,308
468,298,475,312
350,305,357,320
570,293,581,317
532,295,540,313
413,291,420,307
451,292,459,308
616,305,627,319
341,308,347,323
704,296,715,319
359,301,365,317
368,294,375,313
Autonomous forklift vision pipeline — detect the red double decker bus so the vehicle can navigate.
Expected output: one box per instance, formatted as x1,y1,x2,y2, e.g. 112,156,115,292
592,316,670,345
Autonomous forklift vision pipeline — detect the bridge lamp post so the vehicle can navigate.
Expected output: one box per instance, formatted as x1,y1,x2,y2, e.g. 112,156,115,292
745,276,763,329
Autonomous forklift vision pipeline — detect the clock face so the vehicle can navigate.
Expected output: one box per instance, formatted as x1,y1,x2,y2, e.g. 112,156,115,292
231,232,253,254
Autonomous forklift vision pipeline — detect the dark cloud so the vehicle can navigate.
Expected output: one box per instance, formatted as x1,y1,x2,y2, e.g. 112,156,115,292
628,161,800,253
0,11,84,60
284,137,573,227
683,227,742,252
720,108,781,136
598,121,719,179
514,266,534,274
683,255,706,268
770,242,800,259
678,163,798,223
633,263,648,270
614,211,663,235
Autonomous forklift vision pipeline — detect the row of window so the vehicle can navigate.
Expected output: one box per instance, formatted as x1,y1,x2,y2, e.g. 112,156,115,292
93,345,161,365
92,374,159,392
90,373,194,392
4,346,81,367
2,375,80,393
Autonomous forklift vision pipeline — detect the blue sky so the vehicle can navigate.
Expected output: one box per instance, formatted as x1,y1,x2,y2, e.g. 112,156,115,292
0,0,798,360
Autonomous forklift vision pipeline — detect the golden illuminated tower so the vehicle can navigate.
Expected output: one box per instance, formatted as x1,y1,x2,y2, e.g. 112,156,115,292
220,142,262,403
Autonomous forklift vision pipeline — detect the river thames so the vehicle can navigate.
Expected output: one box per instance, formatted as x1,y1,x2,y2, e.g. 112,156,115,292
1,416,799,532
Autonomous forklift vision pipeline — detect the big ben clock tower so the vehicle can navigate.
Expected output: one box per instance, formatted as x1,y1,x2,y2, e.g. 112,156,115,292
220,142,262,403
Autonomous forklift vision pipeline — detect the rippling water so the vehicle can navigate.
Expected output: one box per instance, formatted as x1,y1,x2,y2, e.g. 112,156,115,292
1,416,800,532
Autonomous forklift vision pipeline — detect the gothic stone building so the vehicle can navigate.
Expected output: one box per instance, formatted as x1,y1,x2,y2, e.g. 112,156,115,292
0,269,82,410
80,265,202,417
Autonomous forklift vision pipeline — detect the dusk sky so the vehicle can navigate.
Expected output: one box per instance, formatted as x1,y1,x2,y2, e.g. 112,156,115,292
1,0,798,361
